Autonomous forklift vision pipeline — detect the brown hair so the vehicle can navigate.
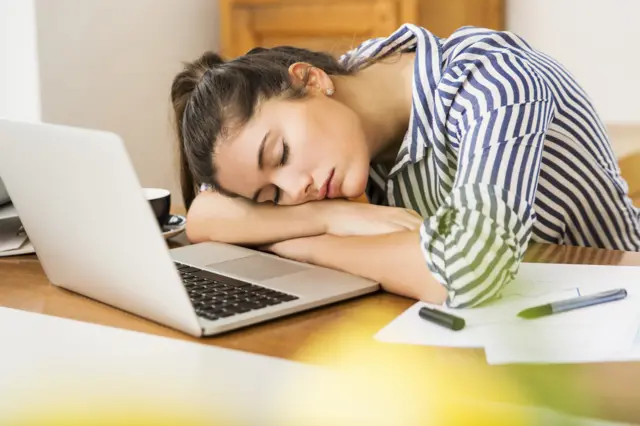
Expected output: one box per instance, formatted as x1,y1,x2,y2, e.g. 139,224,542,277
170,46,355,209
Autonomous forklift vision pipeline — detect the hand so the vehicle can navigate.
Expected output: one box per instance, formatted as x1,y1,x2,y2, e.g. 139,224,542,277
315,200,424,237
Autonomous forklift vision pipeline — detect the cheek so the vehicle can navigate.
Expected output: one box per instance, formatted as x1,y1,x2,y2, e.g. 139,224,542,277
325,107,366,154
281,99,366,166
288,99,340,142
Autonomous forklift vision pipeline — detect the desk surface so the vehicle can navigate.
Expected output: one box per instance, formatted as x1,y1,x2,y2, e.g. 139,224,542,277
2,239,640,423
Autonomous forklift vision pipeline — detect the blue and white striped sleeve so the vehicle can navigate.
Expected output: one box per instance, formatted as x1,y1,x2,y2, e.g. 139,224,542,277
421,48,556,308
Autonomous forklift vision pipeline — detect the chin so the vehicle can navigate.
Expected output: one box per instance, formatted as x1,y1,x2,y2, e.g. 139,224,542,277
341,167,369,199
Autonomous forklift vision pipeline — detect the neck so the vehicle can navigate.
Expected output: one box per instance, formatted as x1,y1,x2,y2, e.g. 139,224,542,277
332,53,414,161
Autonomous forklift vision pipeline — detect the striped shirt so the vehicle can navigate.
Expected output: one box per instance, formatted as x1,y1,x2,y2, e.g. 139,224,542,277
340,25,640,308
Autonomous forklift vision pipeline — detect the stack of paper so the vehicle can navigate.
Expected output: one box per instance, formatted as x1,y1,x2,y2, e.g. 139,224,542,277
375,263,640,365
0,203,34,257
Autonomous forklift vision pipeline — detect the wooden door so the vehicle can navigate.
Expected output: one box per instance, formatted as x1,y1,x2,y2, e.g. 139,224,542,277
220,0,415,58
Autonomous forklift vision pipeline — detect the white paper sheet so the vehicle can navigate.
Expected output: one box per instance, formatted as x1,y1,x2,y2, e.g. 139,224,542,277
0,203,18,221
375,263,640,364
376,288,578,348
484,324,640,365
0,203,35,256
0,240,34,257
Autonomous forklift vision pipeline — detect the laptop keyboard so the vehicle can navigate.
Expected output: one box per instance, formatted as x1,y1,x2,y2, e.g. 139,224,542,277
174,262,299,322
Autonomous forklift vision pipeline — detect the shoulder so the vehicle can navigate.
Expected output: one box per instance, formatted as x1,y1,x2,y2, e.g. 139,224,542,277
340,24,537,72
440,26,538,64
339,23,437,71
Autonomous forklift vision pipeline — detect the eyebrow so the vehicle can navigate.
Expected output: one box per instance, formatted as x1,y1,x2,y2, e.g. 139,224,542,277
257,131,270,171
252,131,270,202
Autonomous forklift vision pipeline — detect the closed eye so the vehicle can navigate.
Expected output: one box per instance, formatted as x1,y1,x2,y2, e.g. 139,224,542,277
272,139,289,204
279,139,289,167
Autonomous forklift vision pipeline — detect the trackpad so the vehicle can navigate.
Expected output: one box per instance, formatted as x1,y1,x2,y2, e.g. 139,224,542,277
206,255,310,282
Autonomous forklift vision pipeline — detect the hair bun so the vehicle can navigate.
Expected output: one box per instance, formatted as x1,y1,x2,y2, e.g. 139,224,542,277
200,51,225,68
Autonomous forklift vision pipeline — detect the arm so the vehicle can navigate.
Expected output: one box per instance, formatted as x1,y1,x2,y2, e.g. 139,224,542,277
264,231,448,304
185,191,325,246
421,52,556,308
185,191,422,246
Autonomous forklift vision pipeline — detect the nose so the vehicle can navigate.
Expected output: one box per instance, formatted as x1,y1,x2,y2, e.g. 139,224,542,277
274,169,314,205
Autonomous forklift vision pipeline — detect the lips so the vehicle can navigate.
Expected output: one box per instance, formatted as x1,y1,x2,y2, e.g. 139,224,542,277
318,168,335,200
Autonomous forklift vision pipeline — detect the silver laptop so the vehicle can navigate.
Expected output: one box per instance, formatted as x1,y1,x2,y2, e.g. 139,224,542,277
0,119,379,337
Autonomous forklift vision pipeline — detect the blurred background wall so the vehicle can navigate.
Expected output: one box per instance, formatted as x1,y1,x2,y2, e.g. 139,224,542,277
0,0,41,122
1,0,638,208
35,0,220,203
508,0,640,159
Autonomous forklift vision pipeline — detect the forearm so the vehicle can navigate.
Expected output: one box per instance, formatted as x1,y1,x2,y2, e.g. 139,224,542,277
186,191,325,246
305,231,448,304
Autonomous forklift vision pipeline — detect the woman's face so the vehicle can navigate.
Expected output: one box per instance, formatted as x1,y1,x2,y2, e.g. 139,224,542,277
213,82,371,206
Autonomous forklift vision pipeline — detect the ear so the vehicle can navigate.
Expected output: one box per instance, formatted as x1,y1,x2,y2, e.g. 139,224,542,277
288,62,335,96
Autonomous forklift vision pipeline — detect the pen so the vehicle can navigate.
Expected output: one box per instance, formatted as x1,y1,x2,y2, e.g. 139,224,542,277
418,306,466,331
517,288,628,319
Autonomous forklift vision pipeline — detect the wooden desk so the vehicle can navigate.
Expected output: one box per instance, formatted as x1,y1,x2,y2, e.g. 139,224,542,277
2,240,640,423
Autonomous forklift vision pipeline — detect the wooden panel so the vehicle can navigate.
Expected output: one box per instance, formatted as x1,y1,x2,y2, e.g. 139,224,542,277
399,0,418,24
251,3,380,35
258,35,370,57
221,0,420,58
372,0,399,35
619,152,640,206
219,0,234,59
230,7,258,57
419,0,504,38
221,0,504,59
226,0,407,5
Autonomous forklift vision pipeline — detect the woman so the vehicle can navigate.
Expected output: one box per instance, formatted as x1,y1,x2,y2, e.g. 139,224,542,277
170,24,640,309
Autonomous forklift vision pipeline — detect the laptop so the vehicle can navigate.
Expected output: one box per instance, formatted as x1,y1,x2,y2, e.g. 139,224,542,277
0,119,379,337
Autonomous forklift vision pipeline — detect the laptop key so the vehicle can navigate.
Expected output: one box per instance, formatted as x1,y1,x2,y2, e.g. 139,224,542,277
245,301,269,309
231,305,251,314
191,270,225,281
202,313,219,321
279,294,299,302
206,308,234,318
